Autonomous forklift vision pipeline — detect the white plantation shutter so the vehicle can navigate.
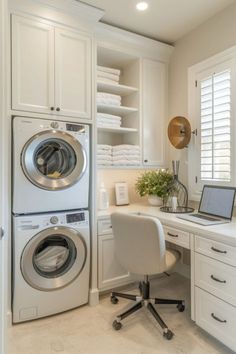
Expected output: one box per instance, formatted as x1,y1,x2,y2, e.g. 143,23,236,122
200,69,231,182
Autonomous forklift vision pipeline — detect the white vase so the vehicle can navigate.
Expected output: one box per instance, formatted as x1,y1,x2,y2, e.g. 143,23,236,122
148,195,163,206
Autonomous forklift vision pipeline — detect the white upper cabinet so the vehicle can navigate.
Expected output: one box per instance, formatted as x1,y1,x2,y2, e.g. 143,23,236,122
55,28,91,118
12,15,54,114
12,15,92,119
142,59,166,166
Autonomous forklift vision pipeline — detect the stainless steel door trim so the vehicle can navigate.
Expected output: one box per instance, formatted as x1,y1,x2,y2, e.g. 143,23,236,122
21,130,87,190
21,226,87,291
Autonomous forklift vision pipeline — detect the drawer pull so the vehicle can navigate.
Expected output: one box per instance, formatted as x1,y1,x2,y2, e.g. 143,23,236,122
109,225,112,228
167,232,178,238
211,313,227,323
211,246,227,254
211,275,226,283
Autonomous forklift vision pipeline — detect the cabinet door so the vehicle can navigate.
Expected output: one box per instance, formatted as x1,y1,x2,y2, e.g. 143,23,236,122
12,15,54,113
142,59,166,166
55,28,92,119
98,234,132,291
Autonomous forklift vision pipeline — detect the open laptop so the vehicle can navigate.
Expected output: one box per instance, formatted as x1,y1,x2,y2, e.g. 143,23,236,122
177,185,236,226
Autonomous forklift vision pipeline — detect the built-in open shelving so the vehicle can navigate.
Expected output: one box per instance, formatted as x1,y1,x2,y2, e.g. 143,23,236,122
97,46,141,168
97,81,138,96
97,126,138,134
97,103,138,116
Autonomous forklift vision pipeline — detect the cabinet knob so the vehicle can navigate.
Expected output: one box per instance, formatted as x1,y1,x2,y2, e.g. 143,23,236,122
144,159,148,163
56,107,60,112
50,107,54,111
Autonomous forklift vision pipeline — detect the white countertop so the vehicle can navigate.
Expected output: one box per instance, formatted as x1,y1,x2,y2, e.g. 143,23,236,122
97,203,236,247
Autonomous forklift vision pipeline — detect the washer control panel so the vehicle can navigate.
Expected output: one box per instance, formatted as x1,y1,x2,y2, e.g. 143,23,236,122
15,210,89,231
50,121,59,129
50,216,59,224
66,212,85,223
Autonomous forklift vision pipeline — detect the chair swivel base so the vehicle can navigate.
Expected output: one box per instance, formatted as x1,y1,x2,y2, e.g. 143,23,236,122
110,280,185,340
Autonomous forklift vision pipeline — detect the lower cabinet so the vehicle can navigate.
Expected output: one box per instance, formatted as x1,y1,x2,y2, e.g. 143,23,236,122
194,235,236,352
195,287,236,352
98,218,133,291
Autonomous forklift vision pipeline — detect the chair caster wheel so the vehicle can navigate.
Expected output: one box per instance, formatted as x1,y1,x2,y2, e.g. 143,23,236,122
177,303,185,312
163,329,174,340
111,296,119,304
112,320,122,330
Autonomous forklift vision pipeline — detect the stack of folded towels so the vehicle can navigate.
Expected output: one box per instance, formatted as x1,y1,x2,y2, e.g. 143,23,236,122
112,145,140,166
97,65,121,85
97,144,112,166
97,92,121,106
97,113,122,128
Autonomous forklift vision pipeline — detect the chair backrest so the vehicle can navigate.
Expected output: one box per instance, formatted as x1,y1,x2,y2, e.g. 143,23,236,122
111,212,166,275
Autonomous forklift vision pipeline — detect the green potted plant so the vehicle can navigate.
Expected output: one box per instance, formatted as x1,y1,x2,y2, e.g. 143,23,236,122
135,170,174,206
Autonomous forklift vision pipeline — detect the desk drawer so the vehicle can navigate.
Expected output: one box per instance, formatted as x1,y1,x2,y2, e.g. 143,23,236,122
98,218,112,235
164,226,190,249
195,253,236,306
195,287,236,352
195,235,236,267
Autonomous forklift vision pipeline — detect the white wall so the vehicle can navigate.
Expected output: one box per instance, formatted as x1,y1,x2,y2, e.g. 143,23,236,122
97,169,147,206
168,1,236,188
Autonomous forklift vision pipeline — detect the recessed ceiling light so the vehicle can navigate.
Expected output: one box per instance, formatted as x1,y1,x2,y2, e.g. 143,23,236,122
136,2,148,11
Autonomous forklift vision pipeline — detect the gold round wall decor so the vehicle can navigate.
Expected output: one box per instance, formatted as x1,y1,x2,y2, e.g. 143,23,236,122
168,116,191,149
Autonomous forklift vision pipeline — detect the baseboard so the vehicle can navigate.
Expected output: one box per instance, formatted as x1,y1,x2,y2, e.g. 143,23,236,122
89,288,99,306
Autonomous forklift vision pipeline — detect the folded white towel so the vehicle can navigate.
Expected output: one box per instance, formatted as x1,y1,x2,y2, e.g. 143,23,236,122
97,118,122,124
113,155,140,161
113,160,140,165
97,160,113,166
97,92,121,101
97,151,112,156
97,118,121,125
97,65,121,76
113,145,140,151
97,113,122,120
97,155,112,161
97,144,112,149
97,98,121,106
97,123,121,129
97,78,119,85
97,70,119,82
112,150,140,156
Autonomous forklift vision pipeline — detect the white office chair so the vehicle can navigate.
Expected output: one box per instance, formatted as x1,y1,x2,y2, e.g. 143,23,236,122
110,212,185,340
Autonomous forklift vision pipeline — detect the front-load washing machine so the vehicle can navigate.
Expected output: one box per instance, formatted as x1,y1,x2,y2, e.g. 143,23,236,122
13,117,89,214
13,210,90,323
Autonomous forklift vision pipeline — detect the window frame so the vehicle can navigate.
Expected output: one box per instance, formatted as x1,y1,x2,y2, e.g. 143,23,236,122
188,47,236,201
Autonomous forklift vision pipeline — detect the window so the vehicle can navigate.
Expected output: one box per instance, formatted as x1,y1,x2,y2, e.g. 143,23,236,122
200,70,231,182
188,47,236,200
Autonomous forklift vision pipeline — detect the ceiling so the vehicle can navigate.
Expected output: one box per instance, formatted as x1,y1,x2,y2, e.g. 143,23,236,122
80,0,235,44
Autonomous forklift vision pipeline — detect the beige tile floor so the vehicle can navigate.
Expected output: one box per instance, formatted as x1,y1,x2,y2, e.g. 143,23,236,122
8,273,234,354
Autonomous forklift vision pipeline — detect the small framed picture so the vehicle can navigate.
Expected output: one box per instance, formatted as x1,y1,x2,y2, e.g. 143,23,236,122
115,182,129,206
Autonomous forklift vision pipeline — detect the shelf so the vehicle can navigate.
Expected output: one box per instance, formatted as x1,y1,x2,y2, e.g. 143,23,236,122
97,81,138,96
97,126,138,133
97,103,138,116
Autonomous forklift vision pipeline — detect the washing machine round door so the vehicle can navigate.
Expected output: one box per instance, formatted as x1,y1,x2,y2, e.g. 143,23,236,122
21,130,87,190
21,226,87,291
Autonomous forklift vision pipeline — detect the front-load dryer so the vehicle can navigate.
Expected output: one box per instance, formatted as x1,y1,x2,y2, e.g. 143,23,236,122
13,210,90,323
13,117,89,214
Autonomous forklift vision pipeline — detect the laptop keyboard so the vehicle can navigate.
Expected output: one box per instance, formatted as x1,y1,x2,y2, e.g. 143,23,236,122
191,214,220,222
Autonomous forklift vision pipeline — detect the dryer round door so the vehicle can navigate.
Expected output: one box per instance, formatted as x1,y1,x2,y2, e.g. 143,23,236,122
21,226,87,291
21,130,87,190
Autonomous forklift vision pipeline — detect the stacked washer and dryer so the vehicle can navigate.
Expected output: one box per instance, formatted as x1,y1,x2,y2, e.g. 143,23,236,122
12,117,90,323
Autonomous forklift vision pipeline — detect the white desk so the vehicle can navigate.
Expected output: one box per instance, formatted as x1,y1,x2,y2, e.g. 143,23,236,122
97,203,236,352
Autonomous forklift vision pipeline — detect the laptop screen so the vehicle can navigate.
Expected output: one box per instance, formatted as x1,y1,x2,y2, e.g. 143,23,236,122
199,185,236,220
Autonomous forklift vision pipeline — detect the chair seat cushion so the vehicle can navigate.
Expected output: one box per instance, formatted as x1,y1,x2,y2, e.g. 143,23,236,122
165,249,180,271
